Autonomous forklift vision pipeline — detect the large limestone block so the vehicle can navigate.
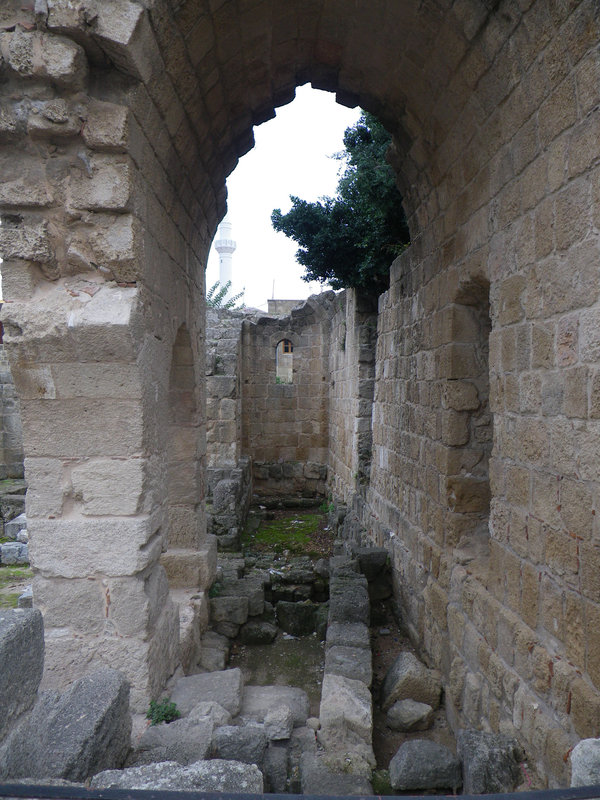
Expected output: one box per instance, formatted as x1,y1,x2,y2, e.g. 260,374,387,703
326,622,370,650
381,651,442,711
0,29,88,89
457,730,523,794
240,685,310,728
319,673,373,745
161,546,215,590
70,458,144,515
129,717,213,766
0,669,131,781
212,725,268,767
170,669,244,716
325,645,372,686
28,514,163,577
390,740,462,792
300,754,373,796
0,609,44,740
571,739,600,787
92,759,263,792
68,154,132,212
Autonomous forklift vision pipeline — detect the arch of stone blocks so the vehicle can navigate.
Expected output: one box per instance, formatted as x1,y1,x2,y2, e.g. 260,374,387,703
0,0,598,784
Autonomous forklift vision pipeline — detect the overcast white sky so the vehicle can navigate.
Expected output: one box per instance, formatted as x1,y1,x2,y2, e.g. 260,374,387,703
206,85,361,310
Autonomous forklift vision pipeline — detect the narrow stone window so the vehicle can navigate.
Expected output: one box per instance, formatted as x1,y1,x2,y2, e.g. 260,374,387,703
276,339,293,383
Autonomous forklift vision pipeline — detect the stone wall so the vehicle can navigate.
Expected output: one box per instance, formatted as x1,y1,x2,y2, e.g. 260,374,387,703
0,344,24,480
0,0,599,784
242,295,334,498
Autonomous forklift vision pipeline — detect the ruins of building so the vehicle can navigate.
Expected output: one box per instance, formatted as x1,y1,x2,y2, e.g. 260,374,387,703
0,0,599,786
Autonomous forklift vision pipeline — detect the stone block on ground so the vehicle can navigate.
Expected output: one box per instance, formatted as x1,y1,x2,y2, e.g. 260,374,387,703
328,577,369,625
300,753,373,795
325,645,372,686
188,701,232,727
212,724,268,767
571,739,600,787
276,600,317,636
318,673,374,771
240,685,310,728
381,651,442,711
389,739,462,792
264,705,295,741
91,759,263,792
199,631,230,672
0,668,130,782
288,727,318,794
4,513,26,540
326,622,370,650
210,595,249,625
0,609,44,741
264,741,289,793
240,619,278,644
1,542,29,565
457,729,523,794
386,699,434,731
128,717,212,766
351,546,388,581
221,577,264,616
170,669,243,716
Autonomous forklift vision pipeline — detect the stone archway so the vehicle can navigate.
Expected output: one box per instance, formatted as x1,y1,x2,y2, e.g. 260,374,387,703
0,1,598,784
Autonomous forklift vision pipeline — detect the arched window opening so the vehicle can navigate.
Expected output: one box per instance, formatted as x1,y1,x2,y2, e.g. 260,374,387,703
276,338,294,384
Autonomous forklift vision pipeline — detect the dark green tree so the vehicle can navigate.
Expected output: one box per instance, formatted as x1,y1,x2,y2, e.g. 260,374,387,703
271,112,409,297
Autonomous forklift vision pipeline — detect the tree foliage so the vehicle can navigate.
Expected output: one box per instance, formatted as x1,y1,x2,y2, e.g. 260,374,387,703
206,280,244,309
271,112,409,297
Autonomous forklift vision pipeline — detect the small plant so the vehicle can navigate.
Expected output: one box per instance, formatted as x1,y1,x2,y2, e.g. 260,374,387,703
208,581,222,599
146,698,181,726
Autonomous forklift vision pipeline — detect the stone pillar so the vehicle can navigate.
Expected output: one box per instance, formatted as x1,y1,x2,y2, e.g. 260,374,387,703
2,286,180,710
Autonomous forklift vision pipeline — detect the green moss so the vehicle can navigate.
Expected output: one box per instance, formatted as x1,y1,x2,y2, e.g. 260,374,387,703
371,770,393,795
242,512,322,555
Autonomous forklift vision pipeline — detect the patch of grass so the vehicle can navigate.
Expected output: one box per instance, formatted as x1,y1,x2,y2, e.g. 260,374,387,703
0,592,20,609
242,512,322,555
0,566,33,589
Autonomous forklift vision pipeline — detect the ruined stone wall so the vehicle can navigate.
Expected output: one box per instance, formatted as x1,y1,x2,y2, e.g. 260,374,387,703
357,3,600,785
242,295,334,498
0,0,217,708
0,344,24,480
328,291,377,505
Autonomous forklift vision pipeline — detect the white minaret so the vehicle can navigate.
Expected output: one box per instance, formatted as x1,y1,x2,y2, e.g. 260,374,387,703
214,215,237,302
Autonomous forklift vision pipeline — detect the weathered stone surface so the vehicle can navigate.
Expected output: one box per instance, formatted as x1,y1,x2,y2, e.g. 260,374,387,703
188,701,231,727
328,576,369,625
210,595,249,625
0,542,29,565
457,729,523,794
319,673,372,747
0,609,44,740
4,512,26,540
240,685,310,728
240,619,278,644
571,738,600,787
170,669,243,717
212,724,268,766
300,754,373,795
386,699,434,731
381,651,442,711
0,669,131,781
276,600,317,636
264,741,288,793
199,631,230,671
220,577,264,616
389,740,462,792
325,645,372,686
264,705,295,741
326,622,370,650
129,717,212,766
352,546,388,581
91,759,263,792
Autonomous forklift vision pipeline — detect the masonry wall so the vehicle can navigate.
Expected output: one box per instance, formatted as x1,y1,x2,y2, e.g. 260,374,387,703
0,344,24,480
242,295,334,497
